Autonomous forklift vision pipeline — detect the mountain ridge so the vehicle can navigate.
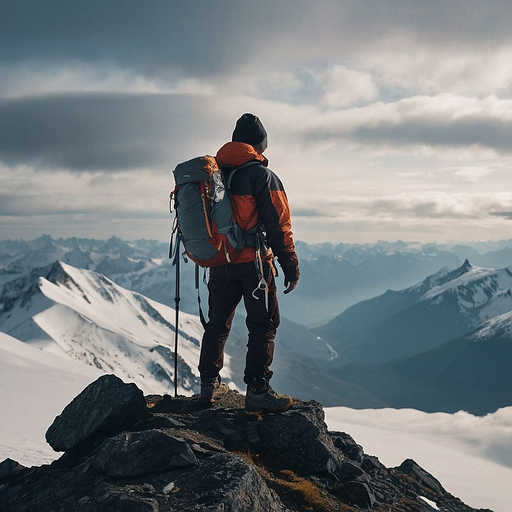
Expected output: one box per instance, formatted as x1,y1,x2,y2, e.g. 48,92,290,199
0,260,342,406
2,237,512,414
0,374,492,512
1,260,205,396
315,260,512,365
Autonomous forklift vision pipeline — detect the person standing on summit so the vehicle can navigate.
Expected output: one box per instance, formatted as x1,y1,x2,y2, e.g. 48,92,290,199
199,113,300,413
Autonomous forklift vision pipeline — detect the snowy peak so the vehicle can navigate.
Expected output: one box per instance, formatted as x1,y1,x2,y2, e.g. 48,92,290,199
44,260,92,304
316,259,512,367
412,259,473,296
1,261,217,396
42,260,137,310
473,309,512,342
420,261,512,325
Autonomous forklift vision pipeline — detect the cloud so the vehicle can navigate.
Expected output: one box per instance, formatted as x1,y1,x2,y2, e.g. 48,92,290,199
2,1,512,244
3,2,512,86
322,66,379,108
490,211,512,220
296,94,512,155
3,91,512,175
291,191,512,231
0,62,216,99
0,93,230,171
255,65,379,108
0,165,171,217
444,166,496,183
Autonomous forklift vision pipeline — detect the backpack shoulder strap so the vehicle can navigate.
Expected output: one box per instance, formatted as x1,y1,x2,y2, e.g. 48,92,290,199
226,160,262,190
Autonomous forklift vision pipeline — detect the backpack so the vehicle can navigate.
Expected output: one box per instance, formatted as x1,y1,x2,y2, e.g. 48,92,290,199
170,155,256,267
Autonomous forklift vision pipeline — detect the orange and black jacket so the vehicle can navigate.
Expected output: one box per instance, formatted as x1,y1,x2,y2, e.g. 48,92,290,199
215,141,300,282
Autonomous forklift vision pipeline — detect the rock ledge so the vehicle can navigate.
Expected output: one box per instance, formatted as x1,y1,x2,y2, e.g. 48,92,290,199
0,375,493,512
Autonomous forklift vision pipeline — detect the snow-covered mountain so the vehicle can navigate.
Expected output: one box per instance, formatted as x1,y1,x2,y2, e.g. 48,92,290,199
0,235,224,324
421,260,512,326
0,260,210,395
315,260,512,414
326,305,512,415
6,235,512,327
316,260,512,365
2,236,512,413
0,260,337,403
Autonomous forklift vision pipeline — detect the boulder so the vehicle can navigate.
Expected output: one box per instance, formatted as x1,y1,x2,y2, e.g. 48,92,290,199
0,458,26,482
92,430,197,477
247,400,344,476
398,458,445,494
0,379,493,512
45,374,148,452
168,453,285,512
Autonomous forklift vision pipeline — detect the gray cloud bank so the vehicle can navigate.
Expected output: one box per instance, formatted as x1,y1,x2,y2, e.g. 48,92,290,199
2,93,512,172
2,1,512,243
0,94,223,170
3,1,512,71
2,1,512,171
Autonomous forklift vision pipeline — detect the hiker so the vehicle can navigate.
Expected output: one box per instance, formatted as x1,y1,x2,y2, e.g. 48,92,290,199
199,113,300,413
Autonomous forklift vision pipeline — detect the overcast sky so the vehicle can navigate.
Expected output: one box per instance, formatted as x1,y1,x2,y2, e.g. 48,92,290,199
1,1,512,245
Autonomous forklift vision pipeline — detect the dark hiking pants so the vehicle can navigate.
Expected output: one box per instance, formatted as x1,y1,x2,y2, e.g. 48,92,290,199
198,261,280,389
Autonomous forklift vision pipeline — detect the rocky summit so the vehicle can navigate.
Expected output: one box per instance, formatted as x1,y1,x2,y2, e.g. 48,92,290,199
0,375,492,512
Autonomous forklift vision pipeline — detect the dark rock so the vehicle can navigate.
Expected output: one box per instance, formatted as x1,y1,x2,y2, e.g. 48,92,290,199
0,379,493,512
0,458,26,482
92,430,197,477
169,453,285,512
92,488,159,512
45,374,148,452
344,480,376,508
248,400,344,476
336,458,366,482
398,458,445,495
330,430,365,463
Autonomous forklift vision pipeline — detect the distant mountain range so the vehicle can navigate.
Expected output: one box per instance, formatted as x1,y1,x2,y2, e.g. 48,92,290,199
1,235,512,414
316,260,512,415
3,235,512,327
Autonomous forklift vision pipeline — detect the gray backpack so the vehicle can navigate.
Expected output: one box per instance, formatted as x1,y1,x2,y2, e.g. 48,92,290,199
170,155,256,267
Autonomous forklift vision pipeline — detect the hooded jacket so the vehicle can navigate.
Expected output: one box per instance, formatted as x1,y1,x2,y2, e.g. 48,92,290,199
215,142,299,282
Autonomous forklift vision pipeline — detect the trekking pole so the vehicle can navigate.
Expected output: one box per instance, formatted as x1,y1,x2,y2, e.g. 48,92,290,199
173,237,181,397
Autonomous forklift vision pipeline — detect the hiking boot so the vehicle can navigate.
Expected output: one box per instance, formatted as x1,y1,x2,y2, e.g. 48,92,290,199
199,376,229,407
245,385,293,413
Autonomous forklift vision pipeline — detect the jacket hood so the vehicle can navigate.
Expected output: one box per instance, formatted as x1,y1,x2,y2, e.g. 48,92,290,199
216,142,268,168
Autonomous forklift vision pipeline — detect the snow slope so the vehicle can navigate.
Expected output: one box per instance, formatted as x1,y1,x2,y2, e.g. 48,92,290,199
1,329,510,511
0,331,104,466
316,260,512,368
325,406,512,512
1,261,238,395
422,263,512,326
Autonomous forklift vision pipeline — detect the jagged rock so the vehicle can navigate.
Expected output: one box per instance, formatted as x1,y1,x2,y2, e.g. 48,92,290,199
45,374,148,452
168,453,285,512
343,480,376,508
247,400,344,476
92,430,197,477
0,458,26,482
91,490,159,512
0,378,494,512
399,458,445,495
330,431,364,464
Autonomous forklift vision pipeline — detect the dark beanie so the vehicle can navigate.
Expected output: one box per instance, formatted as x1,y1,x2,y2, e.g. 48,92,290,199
232,113,267,148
